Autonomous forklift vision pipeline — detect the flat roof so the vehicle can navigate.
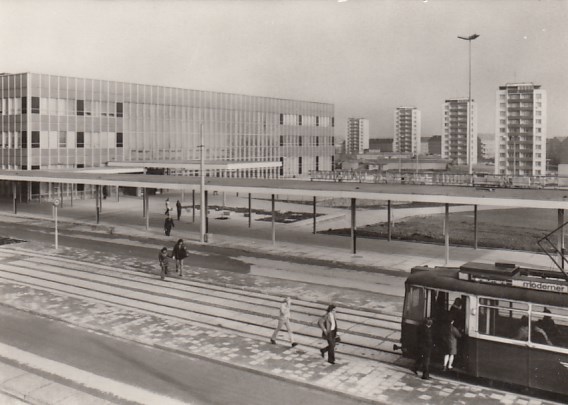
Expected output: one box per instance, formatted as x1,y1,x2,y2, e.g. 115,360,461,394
1,170,568,210
107,160,281,170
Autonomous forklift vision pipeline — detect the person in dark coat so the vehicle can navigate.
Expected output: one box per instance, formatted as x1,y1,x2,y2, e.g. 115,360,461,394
413,317,434,380
176,200,182,221
172,239,187,276
449,297,465,331
443,319,462,370
164,214,174,236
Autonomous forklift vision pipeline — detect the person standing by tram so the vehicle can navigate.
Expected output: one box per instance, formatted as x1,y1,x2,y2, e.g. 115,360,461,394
413,317,434,380
442,318,462,371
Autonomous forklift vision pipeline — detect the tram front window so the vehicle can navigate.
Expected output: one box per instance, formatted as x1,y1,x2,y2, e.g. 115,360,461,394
404,286,425,321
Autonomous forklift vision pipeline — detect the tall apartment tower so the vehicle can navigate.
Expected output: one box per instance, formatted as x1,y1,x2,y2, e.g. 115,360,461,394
495,83,547,176
394,107,421,155
442,98,478,165
346,118,369,154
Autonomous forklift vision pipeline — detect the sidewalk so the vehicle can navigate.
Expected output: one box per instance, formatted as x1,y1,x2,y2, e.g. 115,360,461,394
0,192,558,274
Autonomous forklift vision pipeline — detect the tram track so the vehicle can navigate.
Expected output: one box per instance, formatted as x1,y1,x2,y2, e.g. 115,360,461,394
0,246,406,366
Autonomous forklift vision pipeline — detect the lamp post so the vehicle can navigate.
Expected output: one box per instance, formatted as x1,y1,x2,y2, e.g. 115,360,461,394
199,124,206,243
458,33,479,176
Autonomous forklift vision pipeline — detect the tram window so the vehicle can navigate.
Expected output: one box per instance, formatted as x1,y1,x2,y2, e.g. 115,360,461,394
404,287,425,321
478,298,528,341
531,306,568,348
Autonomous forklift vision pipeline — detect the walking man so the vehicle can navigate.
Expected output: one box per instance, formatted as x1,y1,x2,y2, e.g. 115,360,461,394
413,317,434,380
164,214,174,236
165,198,172,215
172,239,187,276
270,297,297,348
176,199,182,221
318,304,338,364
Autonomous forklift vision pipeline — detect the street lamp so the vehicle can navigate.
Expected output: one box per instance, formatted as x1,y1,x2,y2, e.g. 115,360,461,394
199,123,206,243
458,33,480,176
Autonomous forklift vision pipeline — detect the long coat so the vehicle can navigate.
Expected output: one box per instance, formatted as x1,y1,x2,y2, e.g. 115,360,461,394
444,323,462,355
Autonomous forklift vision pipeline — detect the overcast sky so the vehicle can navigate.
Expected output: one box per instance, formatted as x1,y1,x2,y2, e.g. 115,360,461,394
1,0,566,140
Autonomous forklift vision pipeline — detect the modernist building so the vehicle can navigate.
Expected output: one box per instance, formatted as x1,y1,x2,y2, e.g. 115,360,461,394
495,83,546,176
0,73,336,191
442,98,478,165
394,107,421,155
346,118,369,154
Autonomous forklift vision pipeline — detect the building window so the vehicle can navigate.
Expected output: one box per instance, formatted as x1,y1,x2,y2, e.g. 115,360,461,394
21,97,27,114
116,132,123,148
299,136,303,146
299,115,302,126
77,132,84,148
332,136,335,146
331,155,335,171
316,116,319,127
316,156,319,172
59,131,66,148
31,131,40,148
21,131,27,148
332,117,335,127
298,157,302,175
31,165,40,170
77,100,84,116
280,157,284,176
279,113,284,125
116,102,123,118
279,135,284,147
316,136,319,146
31,97,40,114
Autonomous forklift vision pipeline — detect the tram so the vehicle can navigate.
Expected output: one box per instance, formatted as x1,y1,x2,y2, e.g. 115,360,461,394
399,261,568,396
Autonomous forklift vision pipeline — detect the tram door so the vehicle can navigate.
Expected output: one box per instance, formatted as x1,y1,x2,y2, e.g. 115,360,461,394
428,290,469,369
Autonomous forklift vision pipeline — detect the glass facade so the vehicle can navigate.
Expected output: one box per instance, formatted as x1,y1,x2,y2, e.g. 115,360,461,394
0,73,335,179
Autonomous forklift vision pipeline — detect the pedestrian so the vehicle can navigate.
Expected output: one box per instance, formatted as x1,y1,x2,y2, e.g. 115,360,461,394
164,214,174,236
158,247,171,280
172,239,188,276
270,297,298,348
165,198,172,215
176,199,182,221
442,318,461,371
449,297,465,331
413,317,434,380
318,304,339,364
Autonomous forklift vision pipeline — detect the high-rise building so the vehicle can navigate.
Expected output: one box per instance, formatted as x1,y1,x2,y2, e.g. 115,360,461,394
478,133,495,161
346,118,369,154
495,83,546,176
442,98,477,165
394,107,421,155
0,72,335,180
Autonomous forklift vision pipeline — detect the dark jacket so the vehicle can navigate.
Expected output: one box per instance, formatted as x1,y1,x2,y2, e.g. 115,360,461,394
164,217,174,231
172,243,187,260
417,322,433,354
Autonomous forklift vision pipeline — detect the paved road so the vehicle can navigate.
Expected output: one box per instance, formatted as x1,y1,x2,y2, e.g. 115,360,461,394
0,305,369,405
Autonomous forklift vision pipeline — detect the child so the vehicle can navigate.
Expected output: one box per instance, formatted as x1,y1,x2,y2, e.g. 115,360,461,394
158,247,171,280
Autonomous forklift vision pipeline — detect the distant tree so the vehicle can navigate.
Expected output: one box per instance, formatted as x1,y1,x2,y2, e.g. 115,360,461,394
547,138,568,165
